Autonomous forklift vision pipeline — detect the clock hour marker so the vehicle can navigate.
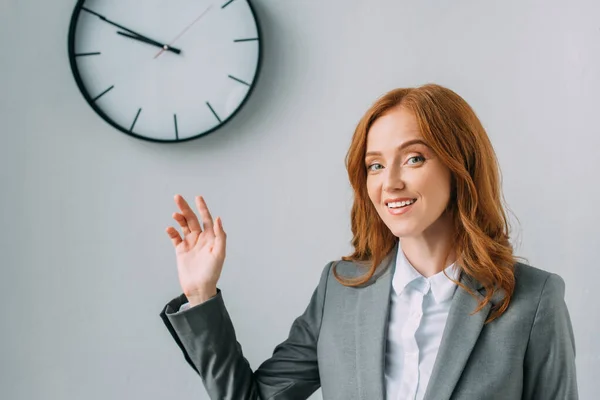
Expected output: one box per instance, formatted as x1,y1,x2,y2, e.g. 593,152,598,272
93,85,114,102
206,102,221,123
75,52,101,57
130,108,142,132
174,114,179,140
233,38,259,43
228,75,250,86
221,0,236,9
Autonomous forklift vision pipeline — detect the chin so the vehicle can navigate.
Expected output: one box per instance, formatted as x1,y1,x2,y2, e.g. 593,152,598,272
385,222,422,239
391,231,420,239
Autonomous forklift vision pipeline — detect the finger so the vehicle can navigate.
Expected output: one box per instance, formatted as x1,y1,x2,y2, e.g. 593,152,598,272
173,212,191,236
165,226,183,247
195,196,215,236
174,194,202,232
213,217,227,257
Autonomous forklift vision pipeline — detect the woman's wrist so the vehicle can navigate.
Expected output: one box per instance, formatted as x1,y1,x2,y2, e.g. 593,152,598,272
187,287,218,307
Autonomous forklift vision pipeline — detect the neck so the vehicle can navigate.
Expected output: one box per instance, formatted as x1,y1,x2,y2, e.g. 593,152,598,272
398,211,457,278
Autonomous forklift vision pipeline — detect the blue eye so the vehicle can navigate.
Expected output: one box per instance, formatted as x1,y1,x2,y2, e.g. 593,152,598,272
407,155,425,165
367,156,425,171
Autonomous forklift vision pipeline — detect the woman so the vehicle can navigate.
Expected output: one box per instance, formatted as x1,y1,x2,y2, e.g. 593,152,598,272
160,84,578,400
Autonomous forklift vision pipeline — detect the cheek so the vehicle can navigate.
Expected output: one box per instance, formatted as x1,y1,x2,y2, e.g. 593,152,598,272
412,168,450,201
365,178,378,202
424,170,452,204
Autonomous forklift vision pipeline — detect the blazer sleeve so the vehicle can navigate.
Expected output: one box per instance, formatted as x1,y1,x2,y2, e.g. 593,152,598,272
159,261,333,400
522,273,579,400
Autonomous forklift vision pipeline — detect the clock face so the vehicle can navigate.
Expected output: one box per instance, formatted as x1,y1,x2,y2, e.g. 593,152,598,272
68,0,261,142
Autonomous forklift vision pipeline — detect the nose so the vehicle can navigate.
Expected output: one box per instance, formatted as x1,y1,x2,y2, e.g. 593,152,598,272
382,163,405,193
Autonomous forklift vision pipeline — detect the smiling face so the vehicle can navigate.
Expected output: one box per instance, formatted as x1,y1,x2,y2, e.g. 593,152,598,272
365,106,453,239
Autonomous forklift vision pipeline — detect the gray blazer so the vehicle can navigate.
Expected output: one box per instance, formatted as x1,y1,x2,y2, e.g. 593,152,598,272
160,243,578,400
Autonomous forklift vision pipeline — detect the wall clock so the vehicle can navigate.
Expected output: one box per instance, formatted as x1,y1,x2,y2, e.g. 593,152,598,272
68,0,262,142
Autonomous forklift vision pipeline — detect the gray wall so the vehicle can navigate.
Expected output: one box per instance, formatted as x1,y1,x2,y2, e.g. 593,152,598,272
1,0,598,399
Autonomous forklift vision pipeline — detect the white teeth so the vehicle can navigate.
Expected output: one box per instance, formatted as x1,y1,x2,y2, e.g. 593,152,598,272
387,199,415,208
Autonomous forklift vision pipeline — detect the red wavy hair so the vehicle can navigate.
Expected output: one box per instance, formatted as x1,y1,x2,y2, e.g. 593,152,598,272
336,83,522,323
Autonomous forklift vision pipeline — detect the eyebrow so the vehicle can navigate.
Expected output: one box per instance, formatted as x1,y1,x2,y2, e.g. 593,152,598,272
365,139,429,158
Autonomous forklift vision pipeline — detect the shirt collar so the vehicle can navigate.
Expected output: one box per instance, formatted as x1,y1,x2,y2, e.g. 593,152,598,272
392,244,461,304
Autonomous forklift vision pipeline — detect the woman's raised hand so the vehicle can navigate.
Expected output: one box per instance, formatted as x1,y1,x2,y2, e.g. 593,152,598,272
165,195,227,306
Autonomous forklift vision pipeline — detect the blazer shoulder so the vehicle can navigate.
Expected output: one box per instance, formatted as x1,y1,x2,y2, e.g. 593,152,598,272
512,262,567,302
325,257,393,289
329,259,370,279
325,243,398,286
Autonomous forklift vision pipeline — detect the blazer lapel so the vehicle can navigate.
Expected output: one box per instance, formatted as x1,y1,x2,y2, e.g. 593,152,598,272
422,273,492,400
354,243,398,399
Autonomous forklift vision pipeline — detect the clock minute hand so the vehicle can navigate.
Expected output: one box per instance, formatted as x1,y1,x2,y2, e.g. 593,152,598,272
81,6,181,55
116,31,181,54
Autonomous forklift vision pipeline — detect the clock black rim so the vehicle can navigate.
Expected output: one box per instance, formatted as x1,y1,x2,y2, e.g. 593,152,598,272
67,0,263,143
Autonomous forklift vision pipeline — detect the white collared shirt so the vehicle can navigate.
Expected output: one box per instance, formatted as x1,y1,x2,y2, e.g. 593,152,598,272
384,245,460,400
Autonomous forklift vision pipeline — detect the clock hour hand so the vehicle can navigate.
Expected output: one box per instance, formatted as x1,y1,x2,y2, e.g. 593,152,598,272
116,31,181,54
81,6,181,55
